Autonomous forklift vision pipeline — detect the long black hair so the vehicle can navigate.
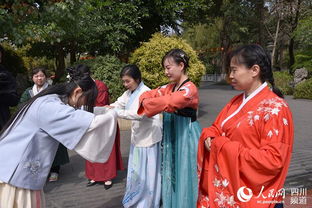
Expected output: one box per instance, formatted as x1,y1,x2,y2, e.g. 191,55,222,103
0,64,98,136
120,64,141,83
226,44,283,98
162,48,190,72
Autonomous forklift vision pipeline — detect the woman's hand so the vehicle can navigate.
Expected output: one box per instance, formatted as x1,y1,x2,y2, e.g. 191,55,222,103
204,137,213,151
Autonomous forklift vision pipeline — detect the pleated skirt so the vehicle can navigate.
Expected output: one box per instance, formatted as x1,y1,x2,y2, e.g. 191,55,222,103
0,181,45,208
161,112,201,208
122,142,161,208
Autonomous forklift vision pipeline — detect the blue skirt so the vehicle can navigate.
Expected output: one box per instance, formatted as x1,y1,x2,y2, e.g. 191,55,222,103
162,112,201,208
122,143,161,208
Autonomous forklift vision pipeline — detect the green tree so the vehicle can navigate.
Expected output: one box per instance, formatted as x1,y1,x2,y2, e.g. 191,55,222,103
294,14,312,48
182,0,263,73
1,0,142,81
182,20,222,74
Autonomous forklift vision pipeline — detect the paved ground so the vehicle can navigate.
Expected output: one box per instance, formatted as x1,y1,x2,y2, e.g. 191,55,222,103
45,82,312,208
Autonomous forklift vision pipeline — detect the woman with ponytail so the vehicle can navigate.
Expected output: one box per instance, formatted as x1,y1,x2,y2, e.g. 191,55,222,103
197,44,294,208
0,64,118,208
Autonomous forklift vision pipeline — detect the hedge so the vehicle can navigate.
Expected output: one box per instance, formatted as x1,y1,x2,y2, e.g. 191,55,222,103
294,78,312,100
273,71,294,95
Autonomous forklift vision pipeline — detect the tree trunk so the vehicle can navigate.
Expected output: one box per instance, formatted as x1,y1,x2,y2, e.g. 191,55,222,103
220,33,230,75
288,38,295,72
288,0,301,73
220,11,232,76
256,0,265,46
272,17,280,67
54,46,66,83
70,50,76,65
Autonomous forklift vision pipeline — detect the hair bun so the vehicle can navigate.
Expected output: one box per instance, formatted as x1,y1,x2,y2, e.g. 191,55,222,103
66,66,85,82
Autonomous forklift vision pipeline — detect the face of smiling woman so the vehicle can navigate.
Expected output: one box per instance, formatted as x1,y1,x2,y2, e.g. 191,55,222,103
163,57,185,83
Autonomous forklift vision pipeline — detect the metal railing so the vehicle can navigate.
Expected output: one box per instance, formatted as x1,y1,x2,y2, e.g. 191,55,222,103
201,74,226,82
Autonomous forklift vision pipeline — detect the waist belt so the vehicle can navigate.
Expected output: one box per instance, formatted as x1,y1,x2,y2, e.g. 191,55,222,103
174,107,197,122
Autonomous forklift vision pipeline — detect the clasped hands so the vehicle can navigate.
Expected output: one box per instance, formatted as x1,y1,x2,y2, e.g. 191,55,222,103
204,137,214,151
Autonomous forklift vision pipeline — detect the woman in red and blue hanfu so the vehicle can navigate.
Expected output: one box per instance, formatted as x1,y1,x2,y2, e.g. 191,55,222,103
138,49,202,208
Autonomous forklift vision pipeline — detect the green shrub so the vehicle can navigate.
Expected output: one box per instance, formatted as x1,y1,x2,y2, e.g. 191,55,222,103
75,55,125,102
129,33,206,89
294,78,312,100
273,71,294,95
292,49,312,77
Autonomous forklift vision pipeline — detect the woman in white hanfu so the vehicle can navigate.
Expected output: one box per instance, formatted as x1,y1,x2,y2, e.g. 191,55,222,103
109,65,162,208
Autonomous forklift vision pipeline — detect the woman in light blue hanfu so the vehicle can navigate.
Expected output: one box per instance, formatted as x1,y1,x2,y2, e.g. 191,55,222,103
109,65,162,208
138,49,202,208
0,65,119,208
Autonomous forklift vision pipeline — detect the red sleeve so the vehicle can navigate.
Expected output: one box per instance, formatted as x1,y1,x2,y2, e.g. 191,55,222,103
211,106,294,193
138,83,198,117
197,100,233,192
138,84,168,102
95,80,109,106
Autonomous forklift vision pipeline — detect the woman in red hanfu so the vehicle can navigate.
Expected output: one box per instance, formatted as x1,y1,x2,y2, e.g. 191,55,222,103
197,44,294,208
79,65,124,190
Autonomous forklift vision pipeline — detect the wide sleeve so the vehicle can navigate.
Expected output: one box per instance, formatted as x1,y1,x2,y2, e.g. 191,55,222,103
110,91,128,109
115,91,144,120
74,110,118,163
138,86,166,101
210,106,294,193
138,84,197,117
114,108,144,121
197,100,232,186
37,100,94,150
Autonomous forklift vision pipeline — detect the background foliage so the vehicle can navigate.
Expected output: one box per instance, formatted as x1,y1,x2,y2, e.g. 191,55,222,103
74,55,125,102
294,78,312,100
1,0,312,99
130,33,206,89
273,71,294,95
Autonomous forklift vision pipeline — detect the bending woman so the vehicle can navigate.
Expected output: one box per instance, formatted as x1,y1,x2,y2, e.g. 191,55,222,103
19,66,69,182
0,64,118,208
138,49,202,208
197,44,294,208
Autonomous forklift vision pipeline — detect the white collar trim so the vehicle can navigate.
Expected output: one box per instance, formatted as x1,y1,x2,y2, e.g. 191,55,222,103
221,82,267,128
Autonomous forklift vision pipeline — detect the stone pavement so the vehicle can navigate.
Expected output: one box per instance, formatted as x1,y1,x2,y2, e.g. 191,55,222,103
45,82,312,208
